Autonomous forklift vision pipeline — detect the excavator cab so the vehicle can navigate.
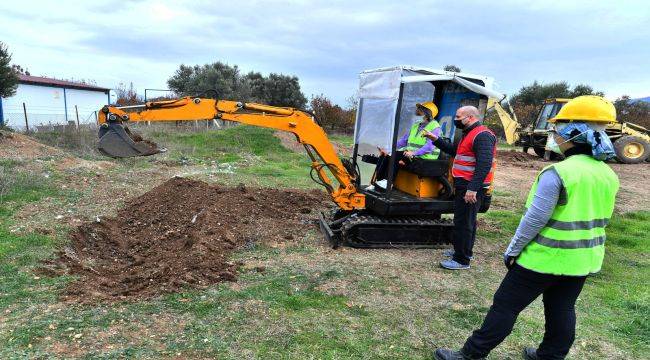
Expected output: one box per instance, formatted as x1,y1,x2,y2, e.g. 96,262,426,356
321,66,504,247
351,66,501,215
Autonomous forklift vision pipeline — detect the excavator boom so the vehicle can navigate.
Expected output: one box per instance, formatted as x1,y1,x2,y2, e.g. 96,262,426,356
97,97,365,210
488,98,520,145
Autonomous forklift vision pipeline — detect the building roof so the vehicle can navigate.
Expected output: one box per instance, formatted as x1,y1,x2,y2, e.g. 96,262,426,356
18,74,110,92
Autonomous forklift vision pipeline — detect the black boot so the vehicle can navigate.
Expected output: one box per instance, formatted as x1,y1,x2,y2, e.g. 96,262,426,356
433,348,485,360
522,347,539,360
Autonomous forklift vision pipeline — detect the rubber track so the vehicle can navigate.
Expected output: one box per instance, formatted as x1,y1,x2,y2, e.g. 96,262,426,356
340,214,454,248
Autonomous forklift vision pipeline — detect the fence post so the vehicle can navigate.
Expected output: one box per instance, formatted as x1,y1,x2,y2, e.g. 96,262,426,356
22,102,29,132
94,111,98,125
75,105,80,130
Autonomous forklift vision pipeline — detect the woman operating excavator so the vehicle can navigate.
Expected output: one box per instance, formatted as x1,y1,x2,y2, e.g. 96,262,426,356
372,102,442,188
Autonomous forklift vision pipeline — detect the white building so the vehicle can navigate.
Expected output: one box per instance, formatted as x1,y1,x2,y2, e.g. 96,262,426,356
0,75,110,131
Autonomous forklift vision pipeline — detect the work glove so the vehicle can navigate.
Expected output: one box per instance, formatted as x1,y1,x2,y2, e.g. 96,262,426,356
503,254,516,270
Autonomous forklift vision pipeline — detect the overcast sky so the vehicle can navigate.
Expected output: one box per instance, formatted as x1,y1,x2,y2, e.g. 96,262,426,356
1,0,648,105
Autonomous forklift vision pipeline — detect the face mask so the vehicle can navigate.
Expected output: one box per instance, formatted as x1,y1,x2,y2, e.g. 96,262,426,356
546,126,589,154
546,132,563,154
454,120,465,129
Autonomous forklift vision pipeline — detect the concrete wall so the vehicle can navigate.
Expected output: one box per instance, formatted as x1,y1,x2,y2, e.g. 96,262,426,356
1,84,109,131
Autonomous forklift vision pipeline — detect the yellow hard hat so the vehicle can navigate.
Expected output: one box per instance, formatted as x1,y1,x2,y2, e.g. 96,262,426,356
549,95,616,124
416,102,438,119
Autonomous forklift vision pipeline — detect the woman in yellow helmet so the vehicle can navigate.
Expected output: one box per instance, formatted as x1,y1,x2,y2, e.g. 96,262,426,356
373,102,442,187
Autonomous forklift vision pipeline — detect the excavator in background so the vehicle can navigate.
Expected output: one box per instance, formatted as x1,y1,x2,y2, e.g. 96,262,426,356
491,98,650,163
97,66,502,248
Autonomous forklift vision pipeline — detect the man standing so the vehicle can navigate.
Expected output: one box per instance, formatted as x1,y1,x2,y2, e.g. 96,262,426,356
432,96,620,359
424,105,496,270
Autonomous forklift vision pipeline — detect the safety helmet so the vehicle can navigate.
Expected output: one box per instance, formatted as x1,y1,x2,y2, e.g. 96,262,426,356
416,102,439,120
549,95,616,124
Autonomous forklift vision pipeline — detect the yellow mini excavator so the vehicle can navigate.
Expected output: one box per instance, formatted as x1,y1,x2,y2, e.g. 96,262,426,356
98,66,503,248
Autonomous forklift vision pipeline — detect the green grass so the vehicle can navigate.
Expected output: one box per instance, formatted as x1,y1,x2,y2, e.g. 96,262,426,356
0,163,70,313
1,127,648,358
478,210,650,357
328,133,354,148
141,126,318,188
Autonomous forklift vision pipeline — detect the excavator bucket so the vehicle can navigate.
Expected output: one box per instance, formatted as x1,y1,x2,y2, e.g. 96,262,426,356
98,122,161,158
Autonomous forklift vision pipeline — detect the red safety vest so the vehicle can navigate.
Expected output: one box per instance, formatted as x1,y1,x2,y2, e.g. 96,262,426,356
452,124,496,186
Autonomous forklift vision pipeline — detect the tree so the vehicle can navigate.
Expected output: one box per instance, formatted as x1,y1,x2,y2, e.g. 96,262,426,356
11,64,29,76
310,94,355,132
508,81,605,128
0,42,19,98
114,82,142,106
614,96,650,128
570,84,604,98
167,62,307,108
443,65,461,72
510,81,604,106
167,62,250,100
262,73,307,109
244,71,266,103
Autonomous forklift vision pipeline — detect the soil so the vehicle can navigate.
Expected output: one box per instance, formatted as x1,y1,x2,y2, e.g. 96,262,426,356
0,129,64,159
496,149,543,168
494,148,650,213
44,177,327,302
0,129,114,171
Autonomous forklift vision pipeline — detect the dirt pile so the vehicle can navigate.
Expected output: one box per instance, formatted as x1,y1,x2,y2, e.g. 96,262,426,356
0,130,114,170
45,177,327,302
497,150,542,168
0,129,63,159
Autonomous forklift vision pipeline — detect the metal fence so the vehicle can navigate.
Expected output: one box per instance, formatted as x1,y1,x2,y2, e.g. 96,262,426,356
2,102,99,132
1,102,241,134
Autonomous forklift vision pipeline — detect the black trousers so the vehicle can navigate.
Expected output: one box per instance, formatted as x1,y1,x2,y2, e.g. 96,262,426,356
452,186,485,265
375,151,411,182
462,264,587,359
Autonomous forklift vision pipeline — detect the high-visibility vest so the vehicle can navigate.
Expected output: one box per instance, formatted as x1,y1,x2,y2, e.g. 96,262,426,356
516,154,619,276
399,120,441,160
451,124,496,185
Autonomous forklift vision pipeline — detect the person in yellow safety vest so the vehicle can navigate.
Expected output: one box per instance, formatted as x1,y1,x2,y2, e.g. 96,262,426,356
433,96,620,360
373,102,441,187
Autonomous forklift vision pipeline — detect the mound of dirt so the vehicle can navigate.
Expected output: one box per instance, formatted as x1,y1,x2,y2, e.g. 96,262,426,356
44,177,327,302
0,129,63,159
497,150,542,168
0,130,114,170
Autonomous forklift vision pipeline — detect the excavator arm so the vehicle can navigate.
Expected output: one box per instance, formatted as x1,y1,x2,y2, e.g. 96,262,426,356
487,98,521,145
98,97,365,210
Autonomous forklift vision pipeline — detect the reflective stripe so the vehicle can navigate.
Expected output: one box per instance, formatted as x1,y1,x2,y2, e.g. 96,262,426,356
546,218,609,231
453,164,475,171
535,235,606,249
455,155,476,162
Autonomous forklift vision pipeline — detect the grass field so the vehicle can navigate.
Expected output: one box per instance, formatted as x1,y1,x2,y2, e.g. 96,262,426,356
1,127,648,359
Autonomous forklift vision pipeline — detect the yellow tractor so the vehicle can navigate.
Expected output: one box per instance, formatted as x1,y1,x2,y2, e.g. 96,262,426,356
492,98,650,163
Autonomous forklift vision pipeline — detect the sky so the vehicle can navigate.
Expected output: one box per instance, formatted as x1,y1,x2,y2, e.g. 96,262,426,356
1,0,648,105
